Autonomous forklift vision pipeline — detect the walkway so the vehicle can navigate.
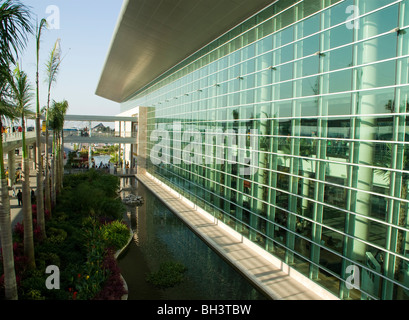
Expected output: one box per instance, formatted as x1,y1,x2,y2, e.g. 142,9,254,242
0,159,37,248
136,172,338,300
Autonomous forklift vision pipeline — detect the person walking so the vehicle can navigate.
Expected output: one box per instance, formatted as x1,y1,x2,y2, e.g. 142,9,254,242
31,190,36,204
12,184,16,198
17,190,23,206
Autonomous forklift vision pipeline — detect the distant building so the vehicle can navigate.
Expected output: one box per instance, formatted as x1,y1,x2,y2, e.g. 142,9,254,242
93,123,106,132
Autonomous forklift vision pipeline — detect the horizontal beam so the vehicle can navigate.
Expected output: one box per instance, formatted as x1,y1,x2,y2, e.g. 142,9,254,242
64,115,136,122
64,136,137,144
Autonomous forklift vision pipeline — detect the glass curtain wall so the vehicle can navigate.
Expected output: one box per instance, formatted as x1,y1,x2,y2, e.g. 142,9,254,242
124,0,409,300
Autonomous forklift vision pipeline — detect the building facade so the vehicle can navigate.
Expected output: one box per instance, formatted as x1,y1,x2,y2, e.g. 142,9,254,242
102,0,409,299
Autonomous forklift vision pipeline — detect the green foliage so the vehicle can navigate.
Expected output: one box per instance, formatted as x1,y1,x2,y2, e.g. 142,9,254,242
22,289,45,300
146,261,187,289
35,252,60,270
44,227,67,244
59,169,123,219
19,272,46,300
101,221,130,251
7,170,130,300
100,198,126,221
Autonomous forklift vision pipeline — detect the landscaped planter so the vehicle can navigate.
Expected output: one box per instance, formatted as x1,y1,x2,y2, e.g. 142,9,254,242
0,170,133,300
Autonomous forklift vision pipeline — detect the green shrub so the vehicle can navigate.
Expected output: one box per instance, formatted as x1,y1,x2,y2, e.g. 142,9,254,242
146,261,187,289
35,252,61,270
102,221,130,251
19,274,47,299
23,289,45,300
54,211,68,222
100,198,125,220
12,170,128,300
45,227,68,244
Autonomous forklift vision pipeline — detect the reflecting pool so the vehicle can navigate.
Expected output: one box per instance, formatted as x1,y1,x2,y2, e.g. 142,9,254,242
118,180,269,300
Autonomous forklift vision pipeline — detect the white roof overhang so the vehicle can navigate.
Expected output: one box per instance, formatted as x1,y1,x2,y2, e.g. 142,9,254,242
96,0,276,103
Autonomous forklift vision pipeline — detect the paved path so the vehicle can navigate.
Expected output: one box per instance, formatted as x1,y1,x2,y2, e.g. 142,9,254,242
9,171,37,229
136,172,339,300
0,161,37,248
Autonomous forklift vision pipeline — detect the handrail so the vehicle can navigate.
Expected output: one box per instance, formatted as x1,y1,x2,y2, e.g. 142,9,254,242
2,131,36,142
64,167,138,176
63,131,137,138
2,130,136,143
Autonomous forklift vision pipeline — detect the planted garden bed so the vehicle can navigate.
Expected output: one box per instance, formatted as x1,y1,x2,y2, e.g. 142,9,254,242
0,169,130,300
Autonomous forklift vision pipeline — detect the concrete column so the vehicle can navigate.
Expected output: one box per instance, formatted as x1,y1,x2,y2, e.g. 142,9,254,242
137,107,148,174
88,121,92,168
252,40,272,243
348,0,380,264
117,121,122,169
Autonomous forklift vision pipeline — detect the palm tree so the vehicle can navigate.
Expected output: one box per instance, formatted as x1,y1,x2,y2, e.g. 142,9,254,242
6,64,36,269
34,18,47,239
0,0,31,68
0,67,19,300
0,0,32,300
44,38,62,215
373,103,409,298
48,99,68,206
375,143,409,277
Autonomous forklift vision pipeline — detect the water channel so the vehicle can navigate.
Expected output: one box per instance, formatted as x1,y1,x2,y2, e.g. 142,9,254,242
118,178,269,300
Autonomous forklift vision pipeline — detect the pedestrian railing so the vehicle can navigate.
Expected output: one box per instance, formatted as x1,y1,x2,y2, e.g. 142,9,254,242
64,167,137,176
63,131,137,139
2,131,36,142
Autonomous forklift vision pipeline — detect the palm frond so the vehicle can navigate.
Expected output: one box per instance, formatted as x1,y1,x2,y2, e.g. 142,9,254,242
49,99,69,131
45,38,62,88
35,17,48,115
0,99,18,120
374,144,393,183
0,0,33,67
35,18,48,55
5,63,33,115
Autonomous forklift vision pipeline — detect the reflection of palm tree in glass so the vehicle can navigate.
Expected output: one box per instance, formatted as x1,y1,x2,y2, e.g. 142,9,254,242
374,100,409,290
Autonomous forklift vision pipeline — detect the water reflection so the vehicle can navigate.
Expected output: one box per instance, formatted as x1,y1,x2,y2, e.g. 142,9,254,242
118,178,268,300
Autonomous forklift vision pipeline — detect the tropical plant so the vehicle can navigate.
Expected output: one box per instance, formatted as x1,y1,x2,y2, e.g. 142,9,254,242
6,63,36,269
373,102,409,297
0,69,18,301
0,0,31,68
44,38,62,215
101,220,130,251
48,99,68,204
146,261,187,289
34,18,48,239
0,0,32,300
375,142,409,281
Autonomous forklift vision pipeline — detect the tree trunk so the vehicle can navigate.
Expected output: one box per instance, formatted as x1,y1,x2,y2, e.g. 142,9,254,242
44,109,52,216
55,132,61,196
35,116,45,238
60,132,64,191
0,124,18,299
21,119,35,269
51,131,56,207
0,178,18,300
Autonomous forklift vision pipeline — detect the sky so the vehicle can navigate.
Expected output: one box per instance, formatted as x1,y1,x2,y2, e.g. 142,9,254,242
18,0,124,121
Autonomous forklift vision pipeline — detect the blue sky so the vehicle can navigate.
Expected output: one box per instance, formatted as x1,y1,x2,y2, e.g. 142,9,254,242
19,0,124,118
